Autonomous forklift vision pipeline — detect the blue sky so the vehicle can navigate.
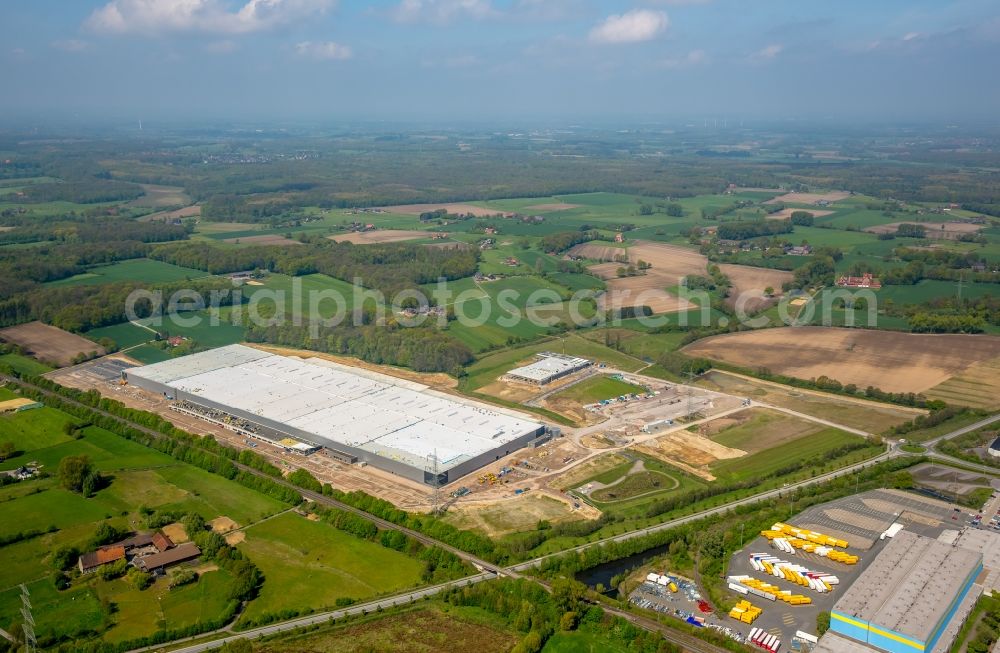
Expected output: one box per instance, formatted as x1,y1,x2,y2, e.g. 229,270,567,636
2,0,999,123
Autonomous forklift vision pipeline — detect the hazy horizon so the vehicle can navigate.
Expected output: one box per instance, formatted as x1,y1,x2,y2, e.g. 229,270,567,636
3,0,1000,123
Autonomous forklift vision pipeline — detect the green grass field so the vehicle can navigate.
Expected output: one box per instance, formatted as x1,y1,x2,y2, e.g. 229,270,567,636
444,275,595,352
578,329,686,361
570,453,707,516
237,512,426,624
45,258,210,286
876,280,996,305
461,334,647,391
0,579,104,643
98,310,247,363
542,630,631,653
100,569,236,643
0,395,292,643
710,428,872,482
0,553,237,646
548,272,606,292
0,399,80,466
251,272,362,318
709,409,828,454
552,375,646,405
84,321,157,349
589,470,680,503
0,353,53,375
241,604,517,653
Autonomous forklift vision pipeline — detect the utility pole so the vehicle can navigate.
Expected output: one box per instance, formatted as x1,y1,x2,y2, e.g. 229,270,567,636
956,272,964,302
20,584,36,653
684,371,697,420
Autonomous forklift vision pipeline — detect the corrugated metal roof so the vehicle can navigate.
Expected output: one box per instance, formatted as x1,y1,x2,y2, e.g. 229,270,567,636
128,345,543,472
813,633,879,653
507,353,590,382
834,530,982,643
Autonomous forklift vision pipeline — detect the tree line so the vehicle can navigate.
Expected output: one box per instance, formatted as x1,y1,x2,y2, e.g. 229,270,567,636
717,219,793,241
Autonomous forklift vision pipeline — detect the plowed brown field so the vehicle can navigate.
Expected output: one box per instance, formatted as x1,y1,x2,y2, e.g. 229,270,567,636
683,327,1000,394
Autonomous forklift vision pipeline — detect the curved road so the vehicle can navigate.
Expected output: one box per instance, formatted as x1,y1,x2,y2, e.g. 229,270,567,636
7,375,995,653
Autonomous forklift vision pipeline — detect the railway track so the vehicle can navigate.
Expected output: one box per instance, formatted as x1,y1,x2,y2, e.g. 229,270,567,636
8,374,994,653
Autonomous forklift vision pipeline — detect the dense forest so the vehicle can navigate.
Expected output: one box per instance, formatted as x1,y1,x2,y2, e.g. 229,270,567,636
244,321,473,374
150,239,479,297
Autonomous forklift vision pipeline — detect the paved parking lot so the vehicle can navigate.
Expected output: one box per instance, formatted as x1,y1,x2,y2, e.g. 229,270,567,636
629,577,748,647
724,488,975,651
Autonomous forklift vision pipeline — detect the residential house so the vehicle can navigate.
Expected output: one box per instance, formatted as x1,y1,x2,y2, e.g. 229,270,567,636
836,273,882,289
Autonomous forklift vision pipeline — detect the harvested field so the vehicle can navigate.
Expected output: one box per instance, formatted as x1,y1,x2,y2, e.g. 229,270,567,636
683,327,1000,394
126,184,191,208
571,241,707,277
925,356,1000,409
222,234,303,246
864,221,984,240
596,274,696,314
379,202,510,217
567,243,627,262
637,430,744,482
706,408,825,454
208,516,238,533
695,370,920,433
224,531,246,545
582,241,707,314
444,493,582,537
161,523,189,543
765,191,851,205
0,321,106,367
329,230,432,245
523,202,581,212
138,204,201,223
194,221,258,233
718,263,792,312
765,207,834,221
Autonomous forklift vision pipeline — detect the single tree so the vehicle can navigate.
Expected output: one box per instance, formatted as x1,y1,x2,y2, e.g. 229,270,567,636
58,455,93,493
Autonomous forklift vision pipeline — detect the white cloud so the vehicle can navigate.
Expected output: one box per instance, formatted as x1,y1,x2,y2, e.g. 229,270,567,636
751,43,783,60
902,31,922,41
660,48,707,68
389,0,496,24
85,0,334,35
52,39,90,52
294,40,352,60
589,9,668,44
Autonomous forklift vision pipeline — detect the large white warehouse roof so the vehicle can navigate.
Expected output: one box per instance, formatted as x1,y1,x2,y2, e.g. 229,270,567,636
506,353,590,383
126,344,543,472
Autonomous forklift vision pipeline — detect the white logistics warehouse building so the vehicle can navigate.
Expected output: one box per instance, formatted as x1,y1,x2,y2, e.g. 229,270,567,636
504,352,591,385
122,344,547,486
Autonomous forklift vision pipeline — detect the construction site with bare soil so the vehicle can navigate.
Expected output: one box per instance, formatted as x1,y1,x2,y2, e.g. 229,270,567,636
42,337,911,542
